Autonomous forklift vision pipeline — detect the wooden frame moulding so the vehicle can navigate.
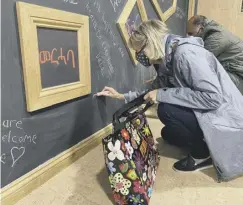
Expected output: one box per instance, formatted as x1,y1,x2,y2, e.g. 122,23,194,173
16,2,91,112
117,0,148,65
151,0,177,22
188,0,196,19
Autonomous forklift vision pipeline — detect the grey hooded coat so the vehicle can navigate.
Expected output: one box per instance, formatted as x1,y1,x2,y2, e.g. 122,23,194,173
124,36,243,181
200,20,243,94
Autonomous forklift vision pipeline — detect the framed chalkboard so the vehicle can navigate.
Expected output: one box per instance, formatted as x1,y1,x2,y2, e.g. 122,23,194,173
37,28,80,88
16,2,91,112
117,0,147,65
125,4,142,37
151,0,177,22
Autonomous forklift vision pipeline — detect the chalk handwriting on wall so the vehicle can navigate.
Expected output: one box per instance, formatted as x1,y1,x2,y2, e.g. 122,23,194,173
125,14,140,36
96,41,115,80
86,0,125,80
175,6,186,20
86,2,102,40
63,0,79,5
2,130,37,144
2,120,23,129
0,153,6,164
109,0,122,13
89,0,125,58
101,11,125,57
96,53,105,79
39,48,76,68
11,147,25,167
1,120,37,167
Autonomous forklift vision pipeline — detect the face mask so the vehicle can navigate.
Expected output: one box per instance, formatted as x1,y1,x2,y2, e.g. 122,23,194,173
135,50,151,67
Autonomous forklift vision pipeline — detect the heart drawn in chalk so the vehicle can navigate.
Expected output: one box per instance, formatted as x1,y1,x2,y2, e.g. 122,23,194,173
11,147,25,167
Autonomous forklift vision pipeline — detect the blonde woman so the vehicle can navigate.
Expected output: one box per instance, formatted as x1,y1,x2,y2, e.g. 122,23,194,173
96,20,243,181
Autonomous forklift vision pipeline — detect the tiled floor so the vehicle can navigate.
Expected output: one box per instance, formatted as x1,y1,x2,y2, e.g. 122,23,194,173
15,119,243,205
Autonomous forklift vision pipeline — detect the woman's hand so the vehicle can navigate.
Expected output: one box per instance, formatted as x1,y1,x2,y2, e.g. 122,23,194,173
94,86,125,100
144,90,158,103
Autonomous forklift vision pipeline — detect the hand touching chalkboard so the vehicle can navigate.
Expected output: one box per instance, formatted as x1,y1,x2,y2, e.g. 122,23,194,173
95,86,158,104
94,87,125,100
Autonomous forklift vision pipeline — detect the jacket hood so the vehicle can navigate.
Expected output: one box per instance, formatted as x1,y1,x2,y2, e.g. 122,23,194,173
164,35,204,68
201,20,223,39
165,34,204,55
177,36,204,47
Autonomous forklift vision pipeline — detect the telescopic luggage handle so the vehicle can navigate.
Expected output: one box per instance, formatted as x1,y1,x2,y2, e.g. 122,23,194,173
113,92,153,126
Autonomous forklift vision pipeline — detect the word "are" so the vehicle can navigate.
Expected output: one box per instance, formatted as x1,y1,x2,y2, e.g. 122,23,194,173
39,48,76,68
2,120,22,129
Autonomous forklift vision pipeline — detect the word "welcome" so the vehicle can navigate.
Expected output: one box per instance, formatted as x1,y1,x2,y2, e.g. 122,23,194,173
39,48,76,68
2,130,37,144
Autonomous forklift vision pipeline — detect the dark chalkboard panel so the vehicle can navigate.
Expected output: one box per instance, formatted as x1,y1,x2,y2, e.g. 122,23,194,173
157,0,173,13
37,27,80,88
166,0,189,35
1,0,189,188
125,4,142,36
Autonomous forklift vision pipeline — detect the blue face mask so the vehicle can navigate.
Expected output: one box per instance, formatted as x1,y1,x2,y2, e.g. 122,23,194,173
135,50,151,67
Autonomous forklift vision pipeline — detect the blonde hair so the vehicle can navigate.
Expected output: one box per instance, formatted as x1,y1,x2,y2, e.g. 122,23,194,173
129,19,168,60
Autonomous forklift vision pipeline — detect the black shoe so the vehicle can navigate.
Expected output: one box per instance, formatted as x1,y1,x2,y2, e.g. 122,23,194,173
173,155,213,172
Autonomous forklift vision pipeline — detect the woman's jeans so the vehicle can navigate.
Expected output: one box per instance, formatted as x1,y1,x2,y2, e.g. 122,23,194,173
157,103,210,159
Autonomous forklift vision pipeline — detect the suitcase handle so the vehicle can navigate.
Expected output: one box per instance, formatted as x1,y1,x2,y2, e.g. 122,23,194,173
113,93,154,126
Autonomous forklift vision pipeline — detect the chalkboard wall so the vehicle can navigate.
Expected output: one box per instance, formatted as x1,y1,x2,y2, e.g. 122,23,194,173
1,0,189,187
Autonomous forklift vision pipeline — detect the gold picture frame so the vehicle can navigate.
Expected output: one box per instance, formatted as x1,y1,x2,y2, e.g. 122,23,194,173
188,0,196,19
151,0,177,22
117,0,148,65
16,2,91,112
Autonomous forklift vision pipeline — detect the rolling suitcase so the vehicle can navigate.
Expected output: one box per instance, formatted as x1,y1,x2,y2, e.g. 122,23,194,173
102,94,160,205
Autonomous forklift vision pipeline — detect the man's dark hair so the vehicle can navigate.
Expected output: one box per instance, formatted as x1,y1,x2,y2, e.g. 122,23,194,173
192,15,208,27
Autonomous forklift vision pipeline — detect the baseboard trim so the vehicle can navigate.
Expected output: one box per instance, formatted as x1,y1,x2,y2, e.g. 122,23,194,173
1,124,112,205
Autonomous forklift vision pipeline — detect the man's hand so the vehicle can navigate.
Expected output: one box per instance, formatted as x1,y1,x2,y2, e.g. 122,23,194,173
94,86,124,100
144,90,158,103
